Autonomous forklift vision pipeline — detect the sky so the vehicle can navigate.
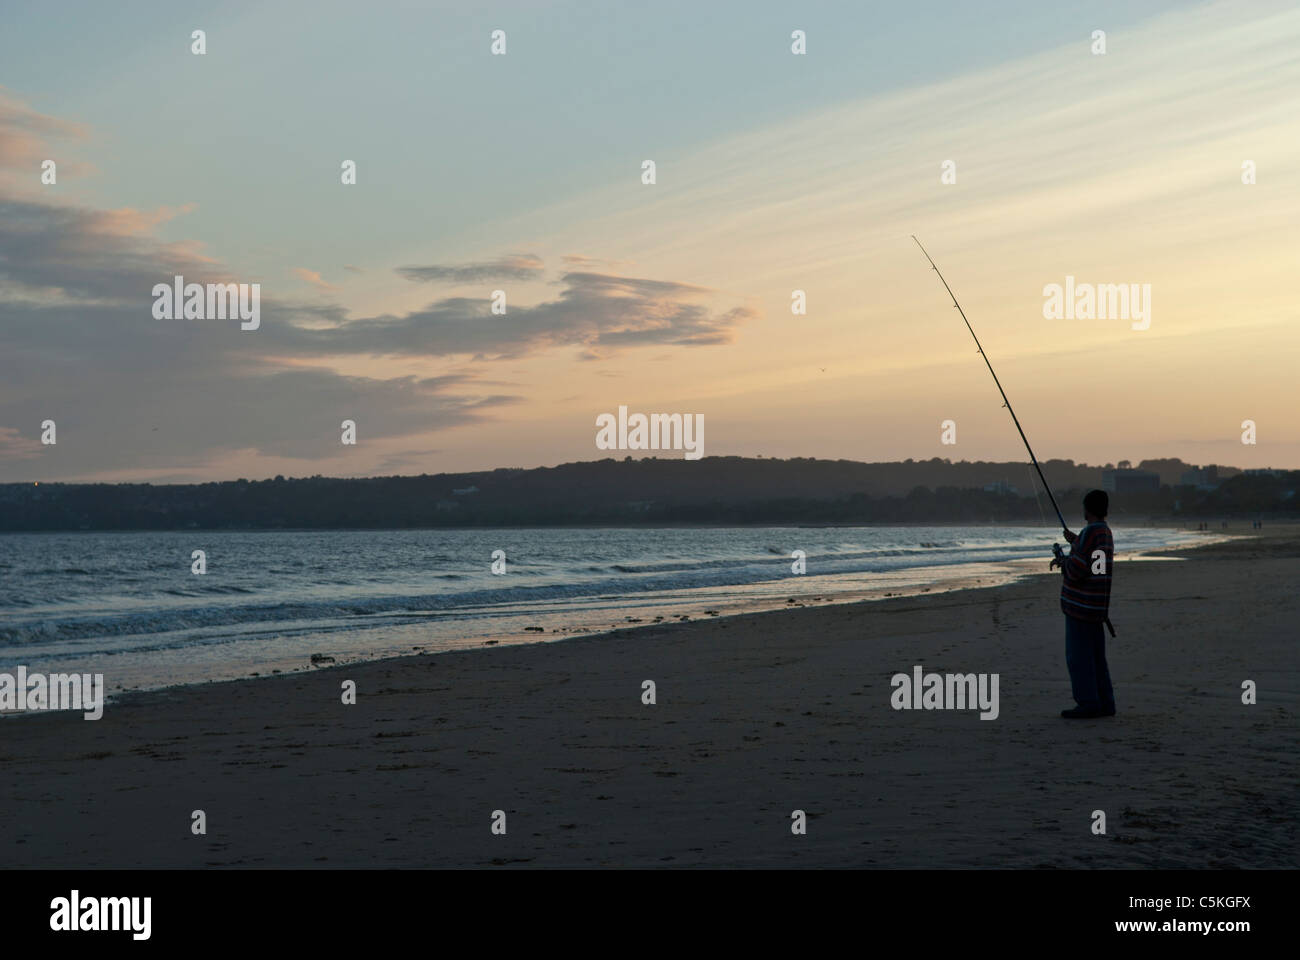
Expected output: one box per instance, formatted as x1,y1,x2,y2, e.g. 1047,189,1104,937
1,0,1297,483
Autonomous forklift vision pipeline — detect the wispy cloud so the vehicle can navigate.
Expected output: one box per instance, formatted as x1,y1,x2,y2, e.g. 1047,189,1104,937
0,426,42,461
292,266,338,291
85,203,197,238
264,269,754,361
561,253,633,269
397,253,544,284
0,88,88,173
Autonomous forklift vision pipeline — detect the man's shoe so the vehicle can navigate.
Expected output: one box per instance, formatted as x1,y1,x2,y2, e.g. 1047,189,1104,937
1061,707,1106,719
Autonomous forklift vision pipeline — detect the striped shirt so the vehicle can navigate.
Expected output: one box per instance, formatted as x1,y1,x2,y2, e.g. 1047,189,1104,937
1060,521,1113,622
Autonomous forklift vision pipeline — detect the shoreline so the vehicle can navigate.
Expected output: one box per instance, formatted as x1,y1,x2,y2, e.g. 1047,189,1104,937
0,518,1257,534
1,528,1233,702
2,526,1294,867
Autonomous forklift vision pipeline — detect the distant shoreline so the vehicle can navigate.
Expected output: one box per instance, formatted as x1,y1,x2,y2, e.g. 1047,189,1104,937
6,457,1294,532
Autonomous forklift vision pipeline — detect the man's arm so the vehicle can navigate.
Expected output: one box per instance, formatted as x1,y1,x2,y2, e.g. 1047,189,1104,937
1061,525,1095,581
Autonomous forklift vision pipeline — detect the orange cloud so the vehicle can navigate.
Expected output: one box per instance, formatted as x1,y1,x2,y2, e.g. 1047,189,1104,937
0,426,42,460
0,89,89,171
292,267,338,291
85,203,197,237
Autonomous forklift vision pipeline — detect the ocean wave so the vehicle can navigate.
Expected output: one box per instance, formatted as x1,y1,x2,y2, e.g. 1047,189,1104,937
0,549,1025,647
0,526,1188,657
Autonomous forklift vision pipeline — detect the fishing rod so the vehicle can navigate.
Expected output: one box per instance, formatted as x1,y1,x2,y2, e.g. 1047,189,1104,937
911,236,1068,535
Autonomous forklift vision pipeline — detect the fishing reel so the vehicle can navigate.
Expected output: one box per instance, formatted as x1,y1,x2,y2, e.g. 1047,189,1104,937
1050,542,1066,570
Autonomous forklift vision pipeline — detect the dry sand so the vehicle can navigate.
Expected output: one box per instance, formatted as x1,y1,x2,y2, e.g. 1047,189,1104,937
3,528,1296,868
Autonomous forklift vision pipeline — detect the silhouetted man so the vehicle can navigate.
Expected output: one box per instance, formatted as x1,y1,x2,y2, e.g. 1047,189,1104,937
1050,489,1115,718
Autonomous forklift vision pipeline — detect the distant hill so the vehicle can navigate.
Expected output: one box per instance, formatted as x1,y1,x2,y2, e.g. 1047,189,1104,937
1,456,1291,531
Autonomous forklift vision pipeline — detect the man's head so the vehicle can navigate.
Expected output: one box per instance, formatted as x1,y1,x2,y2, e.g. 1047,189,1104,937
1083,489,1109,521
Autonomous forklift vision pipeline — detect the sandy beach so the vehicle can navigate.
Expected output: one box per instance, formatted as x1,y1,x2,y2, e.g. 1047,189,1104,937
3,527,1296,869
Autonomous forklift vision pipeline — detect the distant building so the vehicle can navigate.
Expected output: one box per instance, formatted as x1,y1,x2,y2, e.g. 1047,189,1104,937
451,485,479,496
1179,465,1220,490
1243,468,1283,477
982,481,1018,495
1102,469,1160,494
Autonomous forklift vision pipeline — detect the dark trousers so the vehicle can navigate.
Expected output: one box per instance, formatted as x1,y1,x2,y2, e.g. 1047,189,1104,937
1065,615,1115,712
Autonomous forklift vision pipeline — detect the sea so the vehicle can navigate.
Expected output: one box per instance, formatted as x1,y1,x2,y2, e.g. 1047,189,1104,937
0,525,1205,695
